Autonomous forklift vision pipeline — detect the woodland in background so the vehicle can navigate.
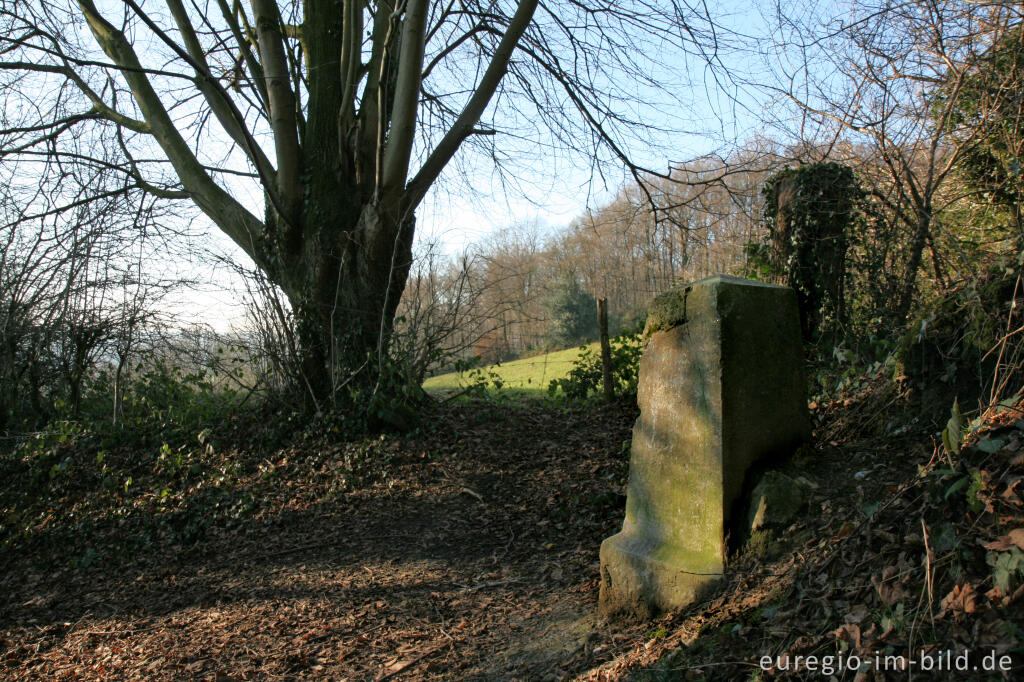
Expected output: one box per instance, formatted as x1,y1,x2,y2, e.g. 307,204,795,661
0,0,1021,435
395,151,768,376
397,1,1024,417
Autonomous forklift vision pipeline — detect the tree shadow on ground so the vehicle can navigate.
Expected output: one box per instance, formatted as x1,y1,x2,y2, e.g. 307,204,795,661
1,400,638,681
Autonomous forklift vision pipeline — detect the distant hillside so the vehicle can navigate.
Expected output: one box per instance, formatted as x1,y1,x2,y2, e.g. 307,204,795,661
423,343,599,398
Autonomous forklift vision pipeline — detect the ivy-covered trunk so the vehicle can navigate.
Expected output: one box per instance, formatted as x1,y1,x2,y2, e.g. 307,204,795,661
269,200,416,411
763,162,860,341
895,209,932,323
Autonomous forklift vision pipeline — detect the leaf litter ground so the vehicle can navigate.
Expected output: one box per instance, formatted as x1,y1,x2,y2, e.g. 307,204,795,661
2,399,643,680
2,385,1023,681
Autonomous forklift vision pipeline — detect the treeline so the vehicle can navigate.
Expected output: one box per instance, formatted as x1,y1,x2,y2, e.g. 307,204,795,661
400,3,1023,411
395,150,779,380
1,0,1020,432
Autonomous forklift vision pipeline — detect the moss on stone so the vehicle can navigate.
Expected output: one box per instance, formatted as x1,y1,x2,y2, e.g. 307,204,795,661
643,275,784,338
643,286,690,337
600,275,809,619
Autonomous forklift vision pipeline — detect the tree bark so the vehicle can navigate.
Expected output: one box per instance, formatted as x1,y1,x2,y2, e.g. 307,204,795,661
62,0,537,415
272,198,415,410
896,210,931,322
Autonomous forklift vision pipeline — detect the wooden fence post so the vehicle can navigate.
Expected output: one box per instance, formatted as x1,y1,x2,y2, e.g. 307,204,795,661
598,297,614,402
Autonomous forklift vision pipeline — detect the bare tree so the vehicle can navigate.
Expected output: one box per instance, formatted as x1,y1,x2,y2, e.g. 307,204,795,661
760,0,1023,319
391,242,495,384
399,148,779,371
0,0,724,411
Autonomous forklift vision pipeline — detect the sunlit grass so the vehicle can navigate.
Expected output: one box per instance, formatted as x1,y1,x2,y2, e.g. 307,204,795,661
422,343,599,398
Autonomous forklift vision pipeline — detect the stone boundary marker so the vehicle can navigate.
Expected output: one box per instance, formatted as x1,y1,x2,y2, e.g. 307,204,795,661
599,274,810,618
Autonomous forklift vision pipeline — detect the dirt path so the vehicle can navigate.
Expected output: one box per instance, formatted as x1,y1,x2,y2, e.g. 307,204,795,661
1,400,649,681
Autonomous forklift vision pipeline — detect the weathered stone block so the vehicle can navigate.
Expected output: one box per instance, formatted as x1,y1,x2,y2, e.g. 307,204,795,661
747,471,807,532
599,275,809,618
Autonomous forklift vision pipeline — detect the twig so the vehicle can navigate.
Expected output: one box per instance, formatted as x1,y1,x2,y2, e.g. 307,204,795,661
375,640,451,681
495,526,515,562
457,577,523,593
922,517,935,626
441,386,476,403
460,486,483,503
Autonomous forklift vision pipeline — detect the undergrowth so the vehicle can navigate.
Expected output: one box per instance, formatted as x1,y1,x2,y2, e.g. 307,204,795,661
0,356,410,570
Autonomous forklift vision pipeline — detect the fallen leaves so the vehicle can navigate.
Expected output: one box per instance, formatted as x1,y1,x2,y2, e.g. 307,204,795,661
939,583,979,618
5,389,1024,682
982,527,1024,551
0,399,642,681
872,565,910,606
833,521,856,540
581,398,1024,681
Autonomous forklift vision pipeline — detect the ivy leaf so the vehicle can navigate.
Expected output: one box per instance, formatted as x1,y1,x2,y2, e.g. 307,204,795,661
974,438,1006,454
944,475,969,500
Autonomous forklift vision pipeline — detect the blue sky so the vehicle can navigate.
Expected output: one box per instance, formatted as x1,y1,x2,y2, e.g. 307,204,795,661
405,0,781,254
203,0,782,328
6,0,797,330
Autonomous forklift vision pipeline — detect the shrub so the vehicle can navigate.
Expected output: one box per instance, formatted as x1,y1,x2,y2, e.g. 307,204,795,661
543,273,599,349
548,332,643,400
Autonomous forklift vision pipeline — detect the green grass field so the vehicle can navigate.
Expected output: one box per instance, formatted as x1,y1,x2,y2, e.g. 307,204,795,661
422,343,599,398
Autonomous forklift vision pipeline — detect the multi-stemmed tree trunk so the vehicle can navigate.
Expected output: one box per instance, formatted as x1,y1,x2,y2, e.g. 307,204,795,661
70,0,538,409
1,0,720,412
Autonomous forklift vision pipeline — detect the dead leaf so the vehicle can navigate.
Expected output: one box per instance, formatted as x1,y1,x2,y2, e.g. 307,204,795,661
1000,481,1023,507
844,604,870,624
1006,583,1024,606
835,521,855,540
977,618,1016,653
981,528,1024,551
1009,528,1024,549
938,583,978,618
385,658,414,673
834,623,862,649
872,569,908,607
978,536,1011,552
873,529,897,544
